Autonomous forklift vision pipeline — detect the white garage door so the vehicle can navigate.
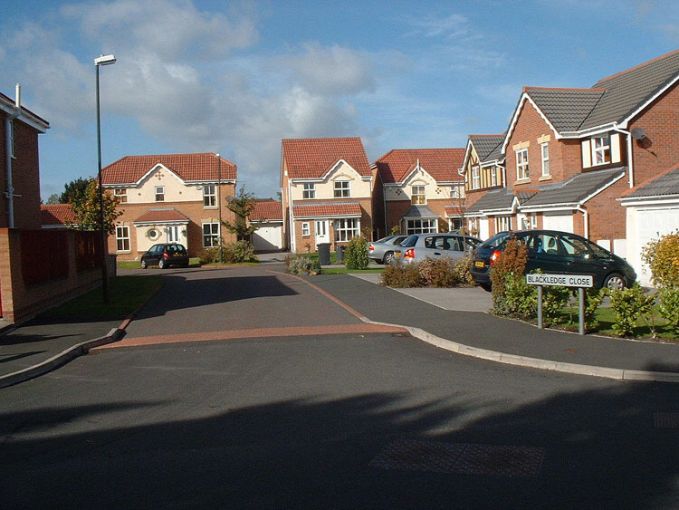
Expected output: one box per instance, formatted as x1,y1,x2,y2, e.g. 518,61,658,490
542,212,574,233
479,218,489,240
252,222,283,251
637,207,679,250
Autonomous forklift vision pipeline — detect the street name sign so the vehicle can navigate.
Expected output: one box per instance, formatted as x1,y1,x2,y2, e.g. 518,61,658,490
526,273,593,288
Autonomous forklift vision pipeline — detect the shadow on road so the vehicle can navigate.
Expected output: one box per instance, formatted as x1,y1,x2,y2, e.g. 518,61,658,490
0,370,676,508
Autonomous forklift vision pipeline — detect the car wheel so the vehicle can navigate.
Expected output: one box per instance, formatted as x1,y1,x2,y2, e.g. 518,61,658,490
158,259,166,269
140,260,147,269
383,252,394,265
604,273,626,290
480,282,492,292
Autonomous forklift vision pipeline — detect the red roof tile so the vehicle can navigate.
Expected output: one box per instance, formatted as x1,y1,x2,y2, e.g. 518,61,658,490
102,153,236,185
134,208,191,223
375,148,465,184
40,204,76,225
292,201,362,219
444,205,465,216
282,137,371,179
250,200,283,222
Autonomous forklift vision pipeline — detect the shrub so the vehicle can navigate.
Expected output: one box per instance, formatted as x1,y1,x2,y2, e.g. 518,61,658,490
641,230,679,288
494,272,536,319
381,263,423,288
490,239,528,314
452,256,475,286
418,258,457,287
199,247,221,264
658,287,679,335
345,237,369,270
287,255,321,276
222,240,257,263
609,284,655,337
542,285,571,326
584,288,606,332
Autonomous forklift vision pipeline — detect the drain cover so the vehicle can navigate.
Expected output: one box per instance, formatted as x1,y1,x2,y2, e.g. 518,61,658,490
370,438,544,478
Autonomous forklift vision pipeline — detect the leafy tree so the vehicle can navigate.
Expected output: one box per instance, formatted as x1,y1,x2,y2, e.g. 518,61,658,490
45,193,60,205
222,186,259,243
60,177,91,204
68,179,122,234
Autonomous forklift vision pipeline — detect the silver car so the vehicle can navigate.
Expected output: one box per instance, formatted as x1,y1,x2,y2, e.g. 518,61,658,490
399,233,481,265
368,235,409,264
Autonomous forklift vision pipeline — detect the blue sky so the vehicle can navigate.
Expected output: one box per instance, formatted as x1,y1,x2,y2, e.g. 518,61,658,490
2,0,678,199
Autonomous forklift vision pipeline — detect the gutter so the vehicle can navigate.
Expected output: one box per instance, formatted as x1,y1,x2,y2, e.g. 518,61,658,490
576,204,589,239
612,126,634,188
4,84,21,228
287,177,295,252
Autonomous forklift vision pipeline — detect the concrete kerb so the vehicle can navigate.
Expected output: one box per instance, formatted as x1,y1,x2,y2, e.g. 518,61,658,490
0,328,124,389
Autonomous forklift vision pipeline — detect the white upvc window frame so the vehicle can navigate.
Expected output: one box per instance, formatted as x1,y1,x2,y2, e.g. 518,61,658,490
516,148,529,180
490,167,497,187
592,134,611,166
166,225,180,242
114,188,128,203
411,185,426,205
406,218,437,234
115,225,130,252
334,218,358,242
540,142,550,177
471,165,480,189
302,183,316,199
155,185,165,202
301,222,310,236
202,222,220,247
495,215,512,232
203,184,216,207
333,180,351,198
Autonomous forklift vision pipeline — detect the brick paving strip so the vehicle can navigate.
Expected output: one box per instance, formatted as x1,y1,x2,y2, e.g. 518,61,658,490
96,323,404,349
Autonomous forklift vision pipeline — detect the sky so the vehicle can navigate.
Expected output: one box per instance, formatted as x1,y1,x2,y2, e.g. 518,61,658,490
2,0,678,200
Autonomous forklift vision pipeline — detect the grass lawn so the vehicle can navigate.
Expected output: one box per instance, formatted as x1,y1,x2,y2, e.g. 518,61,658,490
38,275,164,322
117,257,202,270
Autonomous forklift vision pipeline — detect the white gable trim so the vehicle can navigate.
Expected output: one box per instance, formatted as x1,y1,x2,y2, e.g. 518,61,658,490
501,93,562,154
0,101,49,133
322,159,364,181
578,171,626,204
459,139,475,176
135,163,186,187
401,161,438,185
620,72,679,128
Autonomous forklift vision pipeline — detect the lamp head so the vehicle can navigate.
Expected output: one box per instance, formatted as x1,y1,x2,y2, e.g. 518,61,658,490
94,54,117,66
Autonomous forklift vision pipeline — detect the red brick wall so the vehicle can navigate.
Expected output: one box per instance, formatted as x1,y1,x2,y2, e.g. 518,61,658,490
107,182,237,260
629,82,679,187
0,113,42,230
585,177,628,243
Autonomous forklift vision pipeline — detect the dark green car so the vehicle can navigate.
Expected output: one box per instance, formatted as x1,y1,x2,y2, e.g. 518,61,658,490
470,230,637,291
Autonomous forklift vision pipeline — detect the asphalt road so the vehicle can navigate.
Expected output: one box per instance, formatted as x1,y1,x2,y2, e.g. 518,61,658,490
2,266,678,508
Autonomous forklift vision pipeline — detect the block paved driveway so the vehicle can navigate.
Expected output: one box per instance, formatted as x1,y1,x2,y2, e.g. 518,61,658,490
116,265,399,347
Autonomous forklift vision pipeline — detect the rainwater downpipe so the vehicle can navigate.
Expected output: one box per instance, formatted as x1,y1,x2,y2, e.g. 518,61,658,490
576,204,589,239
5,84,21,228
287,178,295,252
613,126,634,188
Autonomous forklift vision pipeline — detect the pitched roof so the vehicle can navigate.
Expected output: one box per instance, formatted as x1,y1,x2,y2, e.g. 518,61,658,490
468,135,505,163
134,208,191,223
402,205,438,218
250,199,283,222
282,137,371,179
519,50,679,134
40,204,75,225
466,189,522,214
522,168,625,208
292,201,362,219
622,164,679,199
102,153,237,185
444,205,464,216
0,91,50,131
375,148,466,184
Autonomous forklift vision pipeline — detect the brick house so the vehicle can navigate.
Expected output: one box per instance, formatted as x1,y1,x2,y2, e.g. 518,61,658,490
249,199,284,251
101,153,237,260
458,134,506,239
280,137,374,253
373,148,465,235
496,49,679,279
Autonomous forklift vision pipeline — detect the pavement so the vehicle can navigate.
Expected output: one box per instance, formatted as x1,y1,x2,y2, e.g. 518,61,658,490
1,263,679,387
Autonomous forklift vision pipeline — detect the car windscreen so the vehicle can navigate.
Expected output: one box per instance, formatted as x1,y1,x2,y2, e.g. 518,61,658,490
479,232,509,249
401,235,418,247
375,235,394,244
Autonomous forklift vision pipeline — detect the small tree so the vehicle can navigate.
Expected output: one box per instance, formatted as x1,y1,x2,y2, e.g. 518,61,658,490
45,193,60,205
60,177,91,205
222,186,259,243
69,179,122,234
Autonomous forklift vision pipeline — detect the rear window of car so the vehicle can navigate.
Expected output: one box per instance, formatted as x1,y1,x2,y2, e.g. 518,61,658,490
375,236,394,243
479,232,509,249
401,235,418,247
166,244,187,254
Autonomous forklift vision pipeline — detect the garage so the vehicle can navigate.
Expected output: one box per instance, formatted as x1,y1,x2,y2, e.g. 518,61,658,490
252,222,283,251
542,211,574,233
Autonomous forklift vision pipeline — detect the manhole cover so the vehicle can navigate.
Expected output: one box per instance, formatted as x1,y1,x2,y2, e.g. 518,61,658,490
370,438,544,478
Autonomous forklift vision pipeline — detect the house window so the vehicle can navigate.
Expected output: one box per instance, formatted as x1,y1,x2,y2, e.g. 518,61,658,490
541,143,550,177
516,149,529,180
301,222,310,236
155,186,165,202
334,180,350,198
450,185,462,199
411,185,426,205
495,216,512,232
202,222,220,247
490,167,497,187
167,225,180,242
114,188,128,203
471,166,480,189
303,183,315,199
521,213,537,230
334,218,358,241
203,184,216,207
592,135,611,166
406,219,437,234
116,225,130,251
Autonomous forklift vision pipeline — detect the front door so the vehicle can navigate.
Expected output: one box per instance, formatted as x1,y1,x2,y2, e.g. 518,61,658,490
315,220,329,248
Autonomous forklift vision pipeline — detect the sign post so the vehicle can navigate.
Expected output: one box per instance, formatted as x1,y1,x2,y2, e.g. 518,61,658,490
526,273,594,335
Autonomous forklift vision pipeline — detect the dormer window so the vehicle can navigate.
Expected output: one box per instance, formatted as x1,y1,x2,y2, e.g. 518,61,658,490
516,148,529,180
303,183,315,199
334,180,350,198
592,135,611,166
411,185,426,205
155,185,165,202
490,167,497,187
471,166,480,189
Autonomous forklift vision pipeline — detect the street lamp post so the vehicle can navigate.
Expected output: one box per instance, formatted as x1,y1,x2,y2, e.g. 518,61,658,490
94,54,116,304
216,153,223,263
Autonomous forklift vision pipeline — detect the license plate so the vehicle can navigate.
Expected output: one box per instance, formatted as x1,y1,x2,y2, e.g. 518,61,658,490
474,260,485,268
